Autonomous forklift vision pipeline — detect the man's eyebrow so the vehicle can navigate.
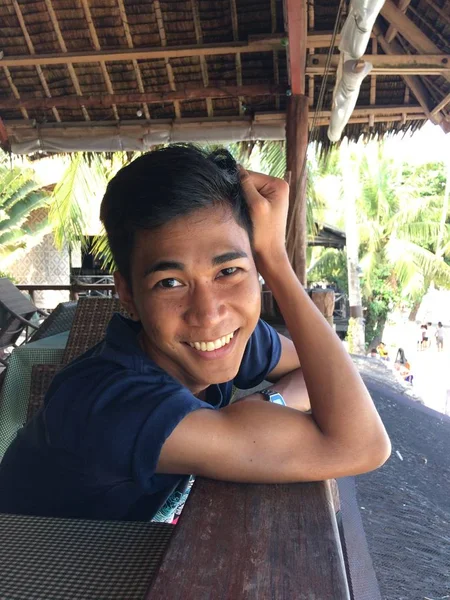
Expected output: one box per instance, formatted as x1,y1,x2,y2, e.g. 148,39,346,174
212,251,248,266
144,260,185,276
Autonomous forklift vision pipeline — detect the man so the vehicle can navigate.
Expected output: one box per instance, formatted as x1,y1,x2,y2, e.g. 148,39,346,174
0,145,390,521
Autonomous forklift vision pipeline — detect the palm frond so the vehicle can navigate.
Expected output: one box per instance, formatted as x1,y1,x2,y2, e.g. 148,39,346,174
48,153,110,251
387,238,450,289
91,230,116,272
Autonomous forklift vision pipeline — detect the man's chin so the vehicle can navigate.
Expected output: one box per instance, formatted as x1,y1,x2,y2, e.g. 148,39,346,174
191,362,241,388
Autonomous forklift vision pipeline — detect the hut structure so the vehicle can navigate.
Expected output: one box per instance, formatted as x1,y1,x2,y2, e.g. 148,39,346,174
1,2,450,598
0,0,449,285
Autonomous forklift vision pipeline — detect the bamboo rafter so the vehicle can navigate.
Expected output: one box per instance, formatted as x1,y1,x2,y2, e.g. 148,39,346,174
79,0,119,121
191,0,213,117
43,0,90,121
153,0,181,119
230,0,245,116
117,0,151,120
11,0,60,122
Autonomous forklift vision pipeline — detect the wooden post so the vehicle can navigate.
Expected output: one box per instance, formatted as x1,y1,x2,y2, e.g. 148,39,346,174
284,0,308,286
311,289,335,327
286,93,309,286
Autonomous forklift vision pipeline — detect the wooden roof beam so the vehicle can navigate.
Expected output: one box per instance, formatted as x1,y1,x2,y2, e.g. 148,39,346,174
307,54,450,75
11,0,60,123
431,91,450,117
381,0,440,54
0,42,282,68
408,4,450,50
2,66,29,120
229,0,244,116
117,0,150,120
380,0,450,125
385,0,412,43
43,0,90,121
5,107,427,131
421,0,450,28
284,0,307,95
80,0,119,120
270,0,280,110
0,33,362,68
374,23,444,126
153,0,181,119
0,84,286,111
0,117,9,147
191,0,213,117
307,0,315,108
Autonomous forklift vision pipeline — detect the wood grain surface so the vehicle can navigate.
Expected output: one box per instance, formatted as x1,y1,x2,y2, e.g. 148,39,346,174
147,478,350,600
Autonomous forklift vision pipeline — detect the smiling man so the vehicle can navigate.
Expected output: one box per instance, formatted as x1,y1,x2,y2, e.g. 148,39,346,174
0,145,390,522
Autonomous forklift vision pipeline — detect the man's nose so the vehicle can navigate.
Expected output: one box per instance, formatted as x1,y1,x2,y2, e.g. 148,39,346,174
183,284,226,328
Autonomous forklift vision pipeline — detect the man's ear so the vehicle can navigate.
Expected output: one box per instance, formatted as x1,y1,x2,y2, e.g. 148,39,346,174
114,271,139,321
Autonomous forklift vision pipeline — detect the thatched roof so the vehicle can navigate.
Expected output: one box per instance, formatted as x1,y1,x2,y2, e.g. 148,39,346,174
0,0,449,153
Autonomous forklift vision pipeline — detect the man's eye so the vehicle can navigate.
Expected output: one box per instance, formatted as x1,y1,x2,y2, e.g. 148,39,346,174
218,267,239,277
157,278,182,288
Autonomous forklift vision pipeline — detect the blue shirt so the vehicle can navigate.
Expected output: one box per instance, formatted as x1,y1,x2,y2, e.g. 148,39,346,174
0,315,281,521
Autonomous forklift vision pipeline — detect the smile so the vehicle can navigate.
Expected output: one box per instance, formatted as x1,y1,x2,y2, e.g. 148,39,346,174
188,331,234,352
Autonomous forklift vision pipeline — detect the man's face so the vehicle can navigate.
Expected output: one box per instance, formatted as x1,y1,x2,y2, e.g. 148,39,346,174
115,205,261,393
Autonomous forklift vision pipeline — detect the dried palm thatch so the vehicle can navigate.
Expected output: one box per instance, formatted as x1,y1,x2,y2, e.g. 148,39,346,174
0,0,448,153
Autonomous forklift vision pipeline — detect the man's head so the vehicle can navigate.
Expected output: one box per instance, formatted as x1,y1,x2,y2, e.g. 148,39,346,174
101,144,253,286
100,144,261,392
369,348,377,357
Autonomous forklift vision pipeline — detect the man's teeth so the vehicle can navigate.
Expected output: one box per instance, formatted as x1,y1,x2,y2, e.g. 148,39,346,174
189,332,234,352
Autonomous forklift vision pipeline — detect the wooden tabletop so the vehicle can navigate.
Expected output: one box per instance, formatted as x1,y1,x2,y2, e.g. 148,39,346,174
147,477,350,600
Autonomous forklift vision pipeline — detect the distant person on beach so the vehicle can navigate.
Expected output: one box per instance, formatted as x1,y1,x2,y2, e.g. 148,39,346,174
377,342,389,361
418,324,428,351
435,322,444,352
395,348,413,385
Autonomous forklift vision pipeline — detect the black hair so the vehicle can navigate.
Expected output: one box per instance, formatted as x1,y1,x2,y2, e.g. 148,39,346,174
396,348,407,364
100,144,253,284
438,321,443,327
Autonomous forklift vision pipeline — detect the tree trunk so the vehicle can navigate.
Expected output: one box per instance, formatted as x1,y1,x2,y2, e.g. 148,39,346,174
340,140,365,354
408,299,422,322
435,158,450,259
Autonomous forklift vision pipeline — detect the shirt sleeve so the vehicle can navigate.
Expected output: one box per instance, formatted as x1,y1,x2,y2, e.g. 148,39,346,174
233,319,282,389
43,361,214,495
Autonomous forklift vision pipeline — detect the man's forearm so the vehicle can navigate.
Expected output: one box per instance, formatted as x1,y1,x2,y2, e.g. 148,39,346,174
259,254,389,457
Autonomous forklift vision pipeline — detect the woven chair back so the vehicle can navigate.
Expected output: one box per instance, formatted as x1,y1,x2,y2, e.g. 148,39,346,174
28,302,78,343
26,297,126,421
61,297,126,366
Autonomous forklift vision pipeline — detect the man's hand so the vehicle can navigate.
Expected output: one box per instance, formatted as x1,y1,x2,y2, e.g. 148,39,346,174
239,168,290,271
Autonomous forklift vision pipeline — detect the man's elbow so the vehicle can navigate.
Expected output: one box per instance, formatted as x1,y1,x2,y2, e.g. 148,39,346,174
352,432,392,475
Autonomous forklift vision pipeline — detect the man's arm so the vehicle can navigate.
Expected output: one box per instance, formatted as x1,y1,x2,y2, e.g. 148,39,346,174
266,334,300,381
156,171,391,483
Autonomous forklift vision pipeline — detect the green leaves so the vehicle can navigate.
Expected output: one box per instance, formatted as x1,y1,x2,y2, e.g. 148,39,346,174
0,157,50,266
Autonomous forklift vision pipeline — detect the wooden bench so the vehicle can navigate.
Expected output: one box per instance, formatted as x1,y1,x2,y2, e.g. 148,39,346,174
147,478,350,599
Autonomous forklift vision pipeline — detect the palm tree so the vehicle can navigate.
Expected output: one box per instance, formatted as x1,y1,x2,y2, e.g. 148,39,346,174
357,145,450,297
0,156,50,268
308,141,450,346
48,152,133,270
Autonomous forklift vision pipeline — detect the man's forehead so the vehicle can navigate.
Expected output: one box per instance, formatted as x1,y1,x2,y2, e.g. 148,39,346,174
137,207,249,249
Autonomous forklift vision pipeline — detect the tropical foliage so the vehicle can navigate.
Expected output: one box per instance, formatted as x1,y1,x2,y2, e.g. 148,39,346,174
308,141,450,346
0,153,50,267
47,152,136,270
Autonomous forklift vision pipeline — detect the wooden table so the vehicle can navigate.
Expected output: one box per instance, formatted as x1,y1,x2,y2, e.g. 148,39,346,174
147,477,350,599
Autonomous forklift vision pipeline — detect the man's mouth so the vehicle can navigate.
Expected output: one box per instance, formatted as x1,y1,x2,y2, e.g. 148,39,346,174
187,330,235,352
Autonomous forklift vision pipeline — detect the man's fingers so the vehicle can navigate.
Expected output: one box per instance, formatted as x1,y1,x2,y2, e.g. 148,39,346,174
239,168,289,202
238,167,264,206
